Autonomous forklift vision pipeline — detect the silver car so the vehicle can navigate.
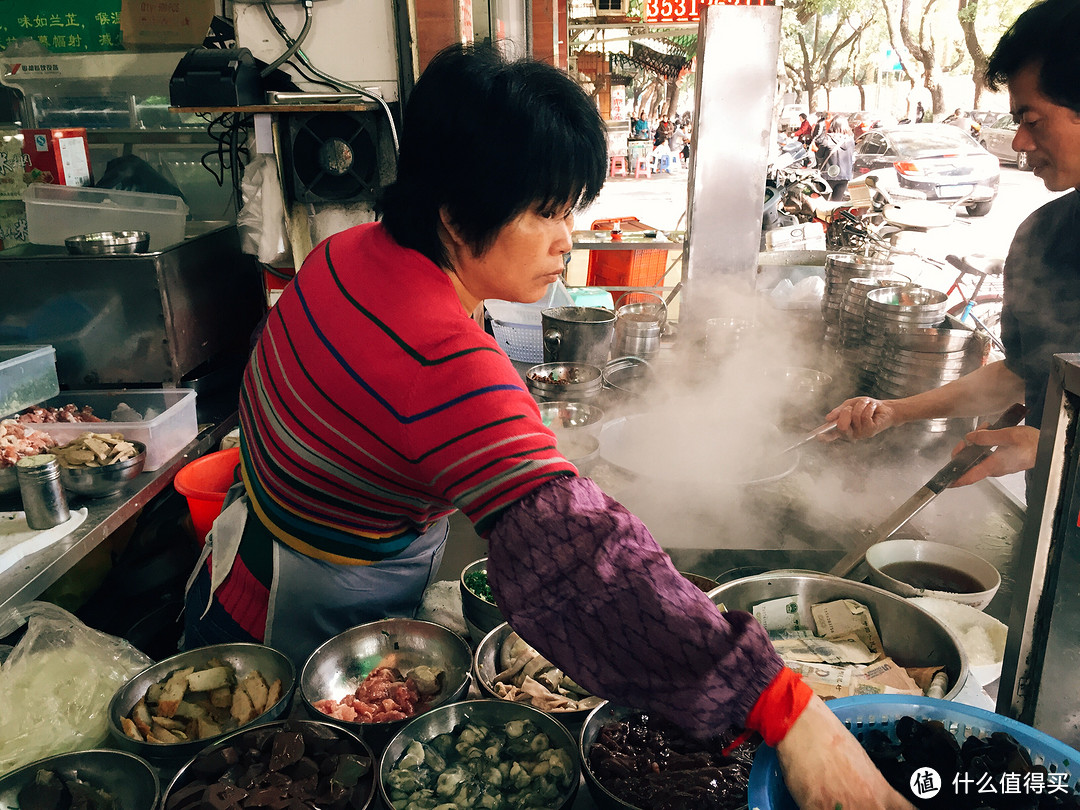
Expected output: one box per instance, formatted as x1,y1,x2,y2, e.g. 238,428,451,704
979,113,1032,171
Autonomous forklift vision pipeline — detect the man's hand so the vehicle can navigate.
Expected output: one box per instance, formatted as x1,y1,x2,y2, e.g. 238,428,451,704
824,397,900,441
776,695,916,810
950,424,1040,487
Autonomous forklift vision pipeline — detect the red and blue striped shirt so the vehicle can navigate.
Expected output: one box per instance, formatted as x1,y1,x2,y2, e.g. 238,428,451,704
239,222,577,564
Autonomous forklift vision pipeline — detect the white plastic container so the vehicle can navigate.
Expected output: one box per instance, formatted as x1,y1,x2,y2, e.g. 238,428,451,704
29,389,197,471
23,185,188,251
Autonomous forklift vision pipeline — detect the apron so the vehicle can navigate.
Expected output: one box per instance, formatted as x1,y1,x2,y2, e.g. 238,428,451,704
185,485,449,669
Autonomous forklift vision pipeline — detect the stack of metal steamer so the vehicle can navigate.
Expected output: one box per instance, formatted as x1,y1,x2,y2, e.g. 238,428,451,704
820,252,899,390
821,252,983,437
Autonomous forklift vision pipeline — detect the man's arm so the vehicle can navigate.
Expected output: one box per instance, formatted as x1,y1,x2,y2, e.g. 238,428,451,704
827,360,1025,440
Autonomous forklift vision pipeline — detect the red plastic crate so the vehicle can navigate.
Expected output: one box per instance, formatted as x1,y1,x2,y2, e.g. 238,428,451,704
586,216,669,288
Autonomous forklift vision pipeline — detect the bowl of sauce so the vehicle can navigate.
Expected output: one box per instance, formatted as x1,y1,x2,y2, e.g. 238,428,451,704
864,538,1001,610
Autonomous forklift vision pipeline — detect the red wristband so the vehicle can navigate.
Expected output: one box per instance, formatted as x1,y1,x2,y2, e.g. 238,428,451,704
744,667,814,747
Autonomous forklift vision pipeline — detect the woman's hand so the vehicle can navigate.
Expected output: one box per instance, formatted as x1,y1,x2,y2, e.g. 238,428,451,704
950,424,1040,487
776,695,916,810
825,396,900,441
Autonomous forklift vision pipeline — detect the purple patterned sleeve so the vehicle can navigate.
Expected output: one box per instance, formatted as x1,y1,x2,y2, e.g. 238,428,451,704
486,476,783,738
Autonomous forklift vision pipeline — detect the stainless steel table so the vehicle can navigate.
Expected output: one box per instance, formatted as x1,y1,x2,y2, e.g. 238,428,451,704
0,416,237,617
572,229,685,250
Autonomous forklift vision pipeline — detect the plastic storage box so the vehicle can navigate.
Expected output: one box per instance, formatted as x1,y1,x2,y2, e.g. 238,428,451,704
0,345,59,419
585,216,669,289
23,185,189,251
27,389,197,471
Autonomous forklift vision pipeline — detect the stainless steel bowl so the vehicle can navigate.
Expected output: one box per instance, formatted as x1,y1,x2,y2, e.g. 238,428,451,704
460,556,507,641
707,571,968,699
0,749,159,810
379,699,580,810
526,362,603,403
601,356,653,398
579,703,658,810
65,230,150,255
299,618,472,751
473,623,601,733
107,642,296,765
538,400,606,436
162,720,374,810
58,440,146,498
579,702,756,810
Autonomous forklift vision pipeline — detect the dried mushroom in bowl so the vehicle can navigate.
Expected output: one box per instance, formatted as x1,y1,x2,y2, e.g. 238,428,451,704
53,433,141,468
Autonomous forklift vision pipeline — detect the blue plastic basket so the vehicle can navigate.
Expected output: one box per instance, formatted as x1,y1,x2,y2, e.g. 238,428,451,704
748,695,1080,810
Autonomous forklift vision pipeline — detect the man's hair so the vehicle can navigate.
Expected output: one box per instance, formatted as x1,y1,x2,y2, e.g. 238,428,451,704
379,44,607,267
799,113,807,120
985,0,1080,113
829,115,851,135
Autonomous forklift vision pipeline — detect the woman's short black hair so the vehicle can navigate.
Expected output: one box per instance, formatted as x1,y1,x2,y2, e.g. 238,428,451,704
985,0,1080,114
379,44,608,267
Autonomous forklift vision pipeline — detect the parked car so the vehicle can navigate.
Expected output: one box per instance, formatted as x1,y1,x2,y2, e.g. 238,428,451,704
941,109,1001,136
979,113,1032,171
852,123,1001,216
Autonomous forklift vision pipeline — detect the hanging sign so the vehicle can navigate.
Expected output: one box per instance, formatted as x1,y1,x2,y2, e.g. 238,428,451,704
646,0,775,25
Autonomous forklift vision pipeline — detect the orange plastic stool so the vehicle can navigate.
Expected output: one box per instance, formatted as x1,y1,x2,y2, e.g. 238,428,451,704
609,156,628,177
634,157,650,179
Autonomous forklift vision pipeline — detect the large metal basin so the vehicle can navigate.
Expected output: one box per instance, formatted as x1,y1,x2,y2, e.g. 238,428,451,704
707,571,968,700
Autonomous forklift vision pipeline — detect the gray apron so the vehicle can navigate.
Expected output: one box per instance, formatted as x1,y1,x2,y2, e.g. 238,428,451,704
186,487,449,669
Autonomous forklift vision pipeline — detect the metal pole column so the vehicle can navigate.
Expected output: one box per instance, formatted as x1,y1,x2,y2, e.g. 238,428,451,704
681,3,782,335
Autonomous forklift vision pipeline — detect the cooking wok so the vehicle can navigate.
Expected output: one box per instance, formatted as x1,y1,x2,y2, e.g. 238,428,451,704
597,408,799,486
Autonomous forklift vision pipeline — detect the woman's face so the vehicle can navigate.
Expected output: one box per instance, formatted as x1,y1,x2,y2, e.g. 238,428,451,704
446,206,574,308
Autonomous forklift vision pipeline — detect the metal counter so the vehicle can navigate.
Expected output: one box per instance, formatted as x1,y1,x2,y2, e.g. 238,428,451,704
0,414,237,618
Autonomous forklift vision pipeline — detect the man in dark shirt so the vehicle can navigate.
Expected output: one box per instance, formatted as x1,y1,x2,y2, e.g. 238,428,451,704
824,0,1080,489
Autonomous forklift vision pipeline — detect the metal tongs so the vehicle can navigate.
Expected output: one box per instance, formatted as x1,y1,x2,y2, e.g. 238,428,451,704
778,421,838,456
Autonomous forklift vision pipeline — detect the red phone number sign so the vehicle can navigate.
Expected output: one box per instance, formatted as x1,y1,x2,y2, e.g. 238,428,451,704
645,0,774,24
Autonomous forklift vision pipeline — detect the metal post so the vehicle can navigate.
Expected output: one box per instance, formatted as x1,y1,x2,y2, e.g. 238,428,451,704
681,3,782,335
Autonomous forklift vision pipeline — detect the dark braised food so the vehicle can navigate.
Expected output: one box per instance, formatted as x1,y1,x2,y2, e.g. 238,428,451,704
528,369,591,385
861,715,1080,808
165,721,373,810
587,711,759,810
18,769,118,810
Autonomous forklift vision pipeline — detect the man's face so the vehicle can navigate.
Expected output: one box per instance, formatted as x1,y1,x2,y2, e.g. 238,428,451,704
1010,62,1080,192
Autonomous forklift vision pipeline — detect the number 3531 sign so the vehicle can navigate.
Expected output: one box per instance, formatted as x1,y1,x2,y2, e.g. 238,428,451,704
645,0,775,24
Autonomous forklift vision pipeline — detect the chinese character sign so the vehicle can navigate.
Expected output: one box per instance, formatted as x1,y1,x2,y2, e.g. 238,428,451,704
0,0,122,52
610,85,627,121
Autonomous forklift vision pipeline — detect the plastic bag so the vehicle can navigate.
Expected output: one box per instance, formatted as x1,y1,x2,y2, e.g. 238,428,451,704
0,601,153,775
237,154,289,264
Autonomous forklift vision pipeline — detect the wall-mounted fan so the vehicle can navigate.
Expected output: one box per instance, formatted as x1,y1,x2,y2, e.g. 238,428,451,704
281,109,394,204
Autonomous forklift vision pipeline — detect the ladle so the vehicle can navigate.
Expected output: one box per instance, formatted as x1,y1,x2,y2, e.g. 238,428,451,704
829,402,1027,578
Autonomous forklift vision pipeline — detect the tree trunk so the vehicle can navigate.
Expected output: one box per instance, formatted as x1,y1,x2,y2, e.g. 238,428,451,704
958,0,988,108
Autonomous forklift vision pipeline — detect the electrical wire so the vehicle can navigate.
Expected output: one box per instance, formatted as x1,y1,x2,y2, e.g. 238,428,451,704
260,0,313,78
261,2,400,155
285,60,340,92
199,111,251,216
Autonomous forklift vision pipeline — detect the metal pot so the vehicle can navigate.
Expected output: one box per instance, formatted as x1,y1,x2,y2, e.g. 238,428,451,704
612,292,666,361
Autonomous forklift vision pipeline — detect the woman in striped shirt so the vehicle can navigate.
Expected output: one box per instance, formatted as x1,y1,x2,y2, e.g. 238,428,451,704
183,44,910,810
